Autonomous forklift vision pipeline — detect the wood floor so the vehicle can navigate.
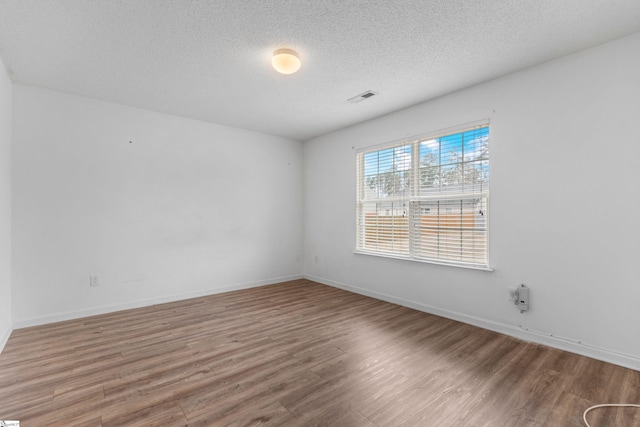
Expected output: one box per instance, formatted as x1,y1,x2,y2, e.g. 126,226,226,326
0,279,638,426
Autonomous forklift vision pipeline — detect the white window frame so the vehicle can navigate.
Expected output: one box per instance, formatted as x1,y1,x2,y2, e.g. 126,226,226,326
355,120,491,270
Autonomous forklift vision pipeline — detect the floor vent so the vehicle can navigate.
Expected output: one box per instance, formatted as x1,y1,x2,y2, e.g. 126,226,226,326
348,90,378,103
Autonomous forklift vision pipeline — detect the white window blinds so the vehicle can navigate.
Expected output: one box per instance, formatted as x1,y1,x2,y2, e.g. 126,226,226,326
356,123,490,269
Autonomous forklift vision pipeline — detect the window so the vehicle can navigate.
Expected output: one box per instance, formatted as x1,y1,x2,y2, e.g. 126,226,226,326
356,122,490,269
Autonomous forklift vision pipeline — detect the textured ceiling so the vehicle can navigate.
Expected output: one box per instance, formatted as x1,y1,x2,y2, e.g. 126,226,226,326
1,1,639,141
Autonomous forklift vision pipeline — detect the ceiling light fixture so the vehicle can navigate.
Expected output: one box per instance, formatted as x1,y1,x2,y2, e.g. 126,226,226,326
272,49,301,74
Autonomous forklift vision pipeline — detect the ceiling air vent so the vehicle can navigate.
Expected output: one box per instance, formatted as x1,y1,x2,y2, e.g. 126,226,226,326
348,90,378,103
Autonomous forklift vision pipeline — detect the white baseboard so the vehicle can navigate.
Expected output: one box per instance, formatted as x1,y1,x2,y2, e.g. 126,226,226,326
0,324,11,354
304,274,640,372
12,274,304,329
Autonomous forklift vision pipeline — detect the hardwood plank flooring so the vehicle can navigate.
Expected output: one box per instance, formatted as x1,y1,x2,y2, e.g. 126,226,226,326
0,279,638,426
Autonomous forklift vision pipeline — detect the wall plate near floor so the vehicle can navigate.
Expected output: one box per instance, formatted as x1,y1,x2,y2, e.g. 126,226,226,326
514,283,529,313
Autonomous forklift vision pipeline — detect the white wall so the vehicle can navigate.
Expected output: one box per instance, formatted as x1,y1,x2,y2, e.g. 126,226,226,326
0,56,12,351
12,85,303,326
303,32,640,370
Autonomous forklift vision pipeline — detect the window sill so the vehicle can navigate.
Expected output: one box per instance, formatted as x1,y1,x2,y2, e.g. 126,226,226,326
353,250,494,271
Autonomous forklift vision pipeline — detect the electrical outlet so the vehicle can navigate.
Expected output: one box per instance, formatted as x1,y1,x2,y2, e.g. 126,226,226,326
508,284,529,312
90,275,100,287
517,284,529,312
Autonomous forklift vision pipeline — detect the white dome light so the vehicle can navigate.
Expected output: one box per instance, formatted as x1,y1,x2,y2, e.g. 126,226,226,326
272,49,301,74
